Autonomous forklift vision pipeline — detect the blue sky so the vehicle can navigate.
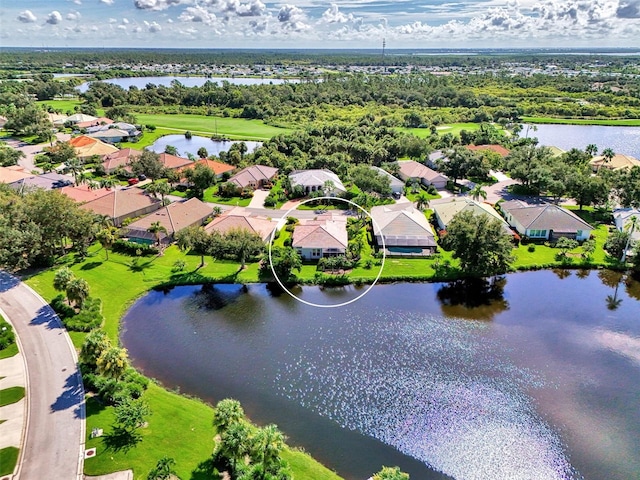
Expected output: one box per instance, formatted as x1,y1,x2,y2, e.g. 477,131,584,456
2,1,640,49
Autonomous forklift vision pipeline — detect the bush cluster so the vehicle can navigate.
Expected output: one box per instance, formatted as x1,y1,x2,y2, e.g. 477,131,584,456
82,366,149,405
112,239,159,256
51,295,104,332
0,318,15,350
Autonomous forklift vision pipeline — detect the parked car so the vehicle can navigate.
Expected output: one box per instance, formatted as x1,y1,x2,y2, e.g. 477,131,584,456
128,178,139,186
138,174,147,181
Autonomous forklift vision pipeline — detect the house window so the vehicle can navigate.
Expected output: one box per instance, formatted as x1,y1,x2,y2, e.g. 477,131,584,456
576,230,583,238
529,229,547,238
312,248,322,257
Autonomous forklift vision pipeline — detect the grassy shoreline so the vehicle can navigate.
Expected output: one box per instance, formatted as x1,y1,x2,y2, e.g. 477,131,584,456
522,116,640,126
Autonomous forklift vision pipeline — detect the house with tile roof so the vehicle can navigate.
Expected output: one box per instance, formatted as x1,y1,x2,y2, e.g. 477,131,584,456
157,152,193,170
589,153,640,172
371,203,437,255
65,113,98,124
204,208,277,242
433,197,510,232
76,117,113,130
68,135,118,159
228,165,278,190
79,187,162,227
101,148,142,175
123,197,212,245
0,166,33,184
292,219,348,260
289,169,346,196
9,172,74,192
87,129,131,144
466,144,511,158
397,160,448,189
500,199,592,241
59,184,113,203
179,158,235,179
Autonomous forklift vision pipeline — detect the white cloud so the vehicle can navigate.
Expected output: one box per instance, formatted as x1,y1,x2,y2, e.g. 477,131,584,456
100,0,115,5
277,4,309,31
122,17,130,24
134,0,186,10
321,4,355,24
66,11,81,21
179,6,217,24
17,10,37,23
46,11,63,25
222,0,266,17
145,20,163,32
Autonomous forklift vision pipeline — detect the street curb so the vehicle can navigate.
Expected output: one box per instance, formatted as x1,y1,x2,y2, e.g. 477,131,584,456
0,304,28,480
19,281,87,480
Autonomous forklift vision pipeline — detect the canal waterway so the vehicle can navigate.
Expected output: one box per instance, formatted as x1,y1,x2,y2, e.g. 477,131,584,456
121,270,640,480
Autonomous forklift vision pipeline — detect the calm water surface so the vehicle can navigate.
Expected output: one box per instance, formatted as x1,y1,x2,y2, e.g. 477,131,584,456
525,124,640,158
148,135,261,158
77,76,299,93
121,270,640,480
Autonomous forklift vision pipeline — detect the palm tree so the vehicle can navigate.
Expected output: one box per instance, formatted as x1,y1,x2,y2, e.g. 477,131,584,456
96,227,118,260
53,267,74,294
621,215,638,263
585,144,598,157
213,398,245,435
96,346,129,380
217,421,252,474
147,456,177,480
65,157,84,185
100,177,117,190
146,182,171,204
415,192,430,211
212,206,223,218
66,277,90,308
597,147,615,173
252,424,286,479
469,184,487,202
147,221,168,248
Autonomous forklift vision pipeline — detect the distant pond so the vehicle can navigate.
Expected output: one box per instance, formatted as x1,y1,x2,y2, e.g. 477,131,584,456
122,270,640,480
148,135,261,158
523,123,640,158
77,76,300,93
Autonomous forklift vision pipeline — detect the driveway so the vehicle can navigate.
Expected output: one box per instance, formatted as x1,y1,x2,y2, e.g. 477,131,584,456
484,178,521,204
248,189,270,209
0,272,84,480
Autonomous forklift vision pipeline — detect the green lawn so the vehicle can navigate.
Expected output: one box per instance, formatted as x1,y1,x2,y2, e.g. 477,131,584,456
522,116,640,126
202,186,252,206
0,447,19,476
0,343,18,360
134,114,291,141
0,386,25,407
36,99,83,113
119,128,176,150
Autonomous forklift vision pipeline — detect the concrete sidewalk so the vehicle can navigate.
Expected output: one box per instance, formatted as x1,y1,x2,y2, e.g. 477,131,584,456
0,319,26,466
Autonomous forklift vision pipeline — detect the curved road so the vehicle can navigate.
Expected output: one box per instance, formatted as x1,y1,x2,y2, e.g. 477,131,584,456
0,272,84,480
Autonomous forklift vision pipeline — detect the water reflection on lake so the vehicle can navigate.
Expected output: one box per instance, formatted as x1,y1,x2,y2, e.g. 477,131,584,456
121,270,640,480
148,135,261,158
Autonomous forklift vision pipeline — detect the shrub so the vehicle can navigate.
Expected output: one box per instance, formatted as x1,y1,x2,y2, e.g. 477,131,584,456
527,244,536,252
63,297,104,332
263,194,277,207
0,318,15,350
112,239,158,256
172,259,186,272
51,294,76,319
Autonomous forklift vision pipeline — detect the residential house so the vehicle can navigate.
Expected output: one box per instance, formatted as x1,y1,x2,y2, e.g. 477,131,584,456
0,165,33,184
123,197,212,245
65,113,98,125
204,208,277,242
500,199,592,241
68,135,118,159
80,187,162,227
433,197,510,232
59,184,113,203
289,169,346,196
589,153,640,172
76,117,113,130
9,172,74,192
157,152,193,170
370,166,404,194
179,158,235,180
87,129,131,144
292,219,348,260
101,148,142,175
371,203,437,255
397,160,448,189
466,144,511,158
228,165,278,190
613,208,640,243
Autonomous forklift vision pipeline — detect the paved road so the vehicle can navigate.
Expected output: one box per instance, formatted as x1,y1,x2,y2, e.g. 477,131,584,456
0,272,84,480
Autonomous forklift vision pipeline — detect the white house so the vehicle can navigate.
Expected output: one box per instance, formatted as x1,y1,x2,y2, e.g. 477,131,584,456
289,169,346,196
613,208,640,243
370,166,404,194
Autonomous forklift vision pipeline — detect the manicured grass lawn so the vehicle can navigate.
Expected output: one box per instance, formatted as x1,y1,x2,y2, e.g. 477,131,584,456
0,446,19,476
522,116,640,126
0,343,18,360
119,128,175,150
202,186,252,206
0,386,25,407
400,122,485,138
36,99,82,113
134,114,291,141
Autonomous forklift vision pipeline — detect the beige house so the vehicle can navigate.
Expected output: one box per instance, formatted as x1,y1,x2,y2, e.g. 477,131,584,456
228,165,278,190
589,153,640,172
204,208,277,242
371,203,437,255
397,160,448,189
80,187,162,226
433,197,509,232
123,197,212,244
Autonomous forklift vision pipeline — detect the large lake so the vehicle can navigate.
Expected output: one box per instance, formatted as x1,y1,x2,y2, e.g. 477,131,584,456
525,124,640,158
77,76,300,93
148,134,261,158
121,270,640,480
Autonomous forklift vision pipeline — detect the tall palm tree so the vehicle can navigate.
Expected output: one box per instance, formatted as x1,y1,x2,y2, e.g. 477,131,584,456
597,147,615,173
469,184,487,202
65,157,84,185
147,221,168,248
415,192,430,211
213,398,245,435
621,215,638,263
252,424,286,479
